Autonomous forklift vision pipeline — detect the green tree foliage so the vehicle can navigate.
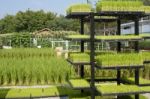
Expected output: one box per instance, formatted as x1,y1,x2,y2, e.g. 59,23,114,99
46,16,80,31
0,10,80,34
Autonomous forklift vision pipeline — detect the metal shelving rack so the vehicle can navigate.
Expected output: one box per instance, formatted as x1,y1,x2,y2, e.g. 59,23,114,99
65,11,149,99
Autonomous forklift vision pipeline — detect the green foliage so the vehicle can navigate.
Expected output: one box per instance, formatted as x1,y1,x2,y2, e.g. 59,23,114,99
142,51,150,61
69,79,90,88
0,48,75,85
67,4,92,14
96,53,143,66
0,10,80,33
139,41,150,50
0,86,87,98
10,32,32,48
96,84,141,94
122,77,150,84
140,33,150,37
69,53,90,63
96,0,143,12
46,16,80,31
66,35,142,40
140,86,150,92
0,37,2,49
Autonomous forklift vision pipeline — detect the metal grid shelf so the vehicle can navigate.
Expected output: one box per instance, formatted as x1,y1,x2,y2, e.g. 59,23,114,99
96,84,150,96
68,79,90,90
67,59,90,66
121,78,150,86
144,61,150,64
64,36,142,42
95,65,144,70
66,11,145,19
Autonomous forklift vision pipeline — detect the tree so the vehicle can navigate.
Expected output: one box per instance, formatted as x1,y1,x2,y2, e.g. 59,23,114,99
0,10,80,33
0,15,16,33
46,15,80,31
15,10,56,32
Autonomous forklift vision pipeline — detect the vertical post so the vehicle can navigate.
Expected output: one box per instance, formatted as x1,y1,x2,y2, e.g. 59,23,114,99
117,18,121,52
80,17,84,78
134,17,140,99
134,17,139,52
90,13,95,99
117,18,121,85
117,70,121,85
135,69,139,99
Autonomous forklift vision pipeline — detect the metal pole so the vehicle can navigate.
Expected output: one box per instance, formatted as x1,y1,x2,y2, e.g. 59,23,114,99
135,69,139,99
80,17,85,78
134,17,139,52
117,18,121,85
90,13,95,99
117,70,121,85
134,17,140,99
117,19,121,52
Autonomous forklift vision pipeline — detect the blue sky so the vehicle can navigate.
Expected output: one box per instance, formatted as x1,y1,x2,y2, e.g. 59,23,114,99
0,0,97,19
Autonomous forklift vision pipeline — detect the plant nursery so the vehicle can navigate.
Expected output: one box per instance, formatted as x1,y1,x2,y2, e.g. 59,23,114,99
0,0,150,99
64,0,150,99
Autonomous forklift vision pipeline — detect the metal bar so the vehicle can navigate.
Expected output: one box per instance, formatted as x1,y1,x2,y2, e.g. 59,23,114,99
95,65,144,70
134,17,140,53
135,69,140,99
80,17,85,78
116,19,121,90
90,13,95,99
134,17,140,99
117,70,121,85
117,19,121,52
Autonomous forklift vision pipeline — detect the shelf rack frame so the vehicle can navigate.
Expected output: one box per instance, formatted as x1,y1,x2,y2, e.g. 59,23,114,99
66,11,148,99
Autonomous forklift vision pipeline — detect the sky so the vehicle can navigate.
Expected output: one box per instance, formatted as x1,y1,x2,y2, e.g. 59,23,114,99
0,0,97,19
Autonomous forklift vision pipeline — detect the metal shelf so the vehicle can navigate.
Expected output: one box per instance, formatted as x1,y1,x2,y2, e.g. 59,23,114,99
67,59,90,65
95,65,144,70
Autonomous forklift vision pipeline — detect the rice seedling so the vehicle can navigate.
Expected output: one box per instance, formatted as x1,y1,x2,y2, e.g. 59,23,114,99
140,34,150,37
65,35,142,41
122,77,150,84
96,84,141,94
0,48,75,86
142,51,150,62
96,53,143,67
66,4,92,14
69,79,90,88
142,6,150,13
68,53,90,63
96,0,144,12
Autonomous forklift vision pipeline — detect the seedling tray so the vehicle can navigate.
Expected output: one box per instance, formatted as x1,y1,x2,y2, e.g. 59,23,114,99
121,77,150,86
69,79,90,90
96,84,143,96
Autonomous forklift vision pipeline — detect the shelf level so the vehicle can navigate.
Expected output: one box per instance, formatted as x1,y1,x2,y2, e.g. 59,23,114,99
69,79,90,90
67,59,90,65
121,77,150,86
144,61,150,64
66,12,90,19
95,65,144,70
66,11,145,19
140,34,150,39
96,84,150,96
64,35,142,42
